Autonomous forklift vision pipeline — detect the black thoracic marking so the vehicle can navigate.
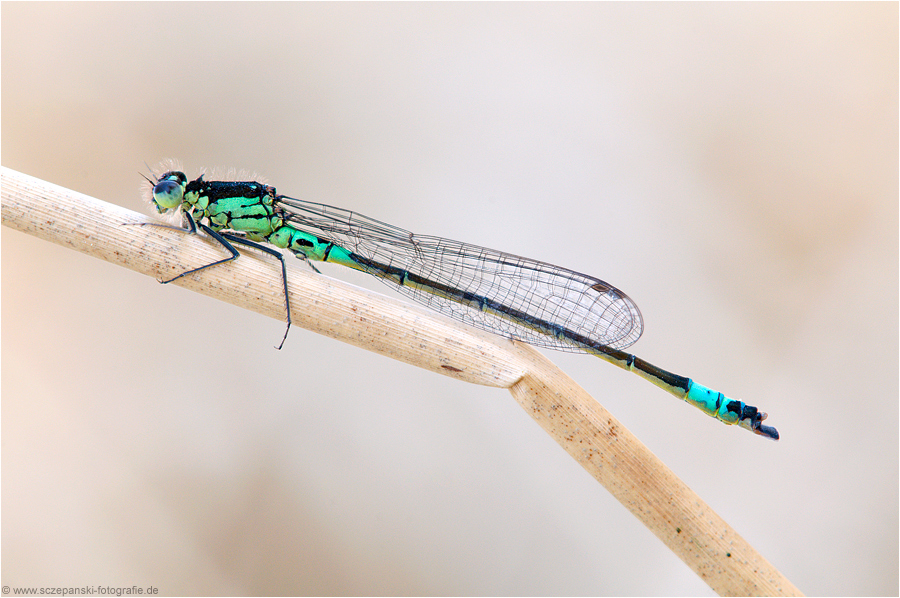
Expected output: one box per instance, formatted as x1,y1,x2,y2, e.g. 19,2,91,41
187,179,272,203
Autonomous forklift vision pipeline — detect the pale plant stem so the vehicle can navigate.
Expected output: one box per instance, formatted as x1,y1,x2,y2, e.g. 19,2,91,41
1,166,801,596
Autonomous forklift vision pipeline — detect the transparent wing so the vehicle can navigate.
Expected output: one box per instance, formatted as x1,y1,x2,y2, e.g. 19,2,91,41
276,195,643,351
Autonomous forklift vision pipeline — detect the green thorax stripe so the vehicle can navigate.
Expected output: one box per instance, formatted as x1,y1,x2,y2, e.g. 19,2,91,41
185,180,281,241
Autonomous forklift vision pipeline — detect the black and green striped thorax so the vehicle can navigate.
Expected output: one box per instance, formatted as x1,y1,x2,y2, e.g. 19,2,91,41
183,177,283,243
151,171,353,265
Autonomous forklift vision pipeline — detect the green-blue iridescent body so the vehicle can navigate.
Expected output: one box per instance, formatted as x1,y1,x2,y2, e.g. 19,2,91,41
148,170,779,440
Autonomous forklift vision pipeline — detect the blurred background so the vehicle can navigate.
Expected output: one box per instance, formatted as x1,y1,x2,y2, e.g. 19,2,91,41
2,3,896,596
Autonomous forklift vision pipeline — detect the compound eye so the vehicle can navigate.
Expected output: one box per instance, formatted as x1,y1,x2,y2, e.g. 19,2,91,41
152,178,184,211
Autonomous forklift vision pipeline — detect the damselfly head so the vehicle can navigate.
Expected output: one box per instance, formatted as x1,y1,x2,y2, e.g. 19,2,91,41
151,171,187,214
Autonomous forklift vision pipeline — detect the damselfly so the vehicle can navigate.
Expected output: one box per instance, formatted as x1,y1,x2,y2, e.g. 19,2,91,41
142,169,779,440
